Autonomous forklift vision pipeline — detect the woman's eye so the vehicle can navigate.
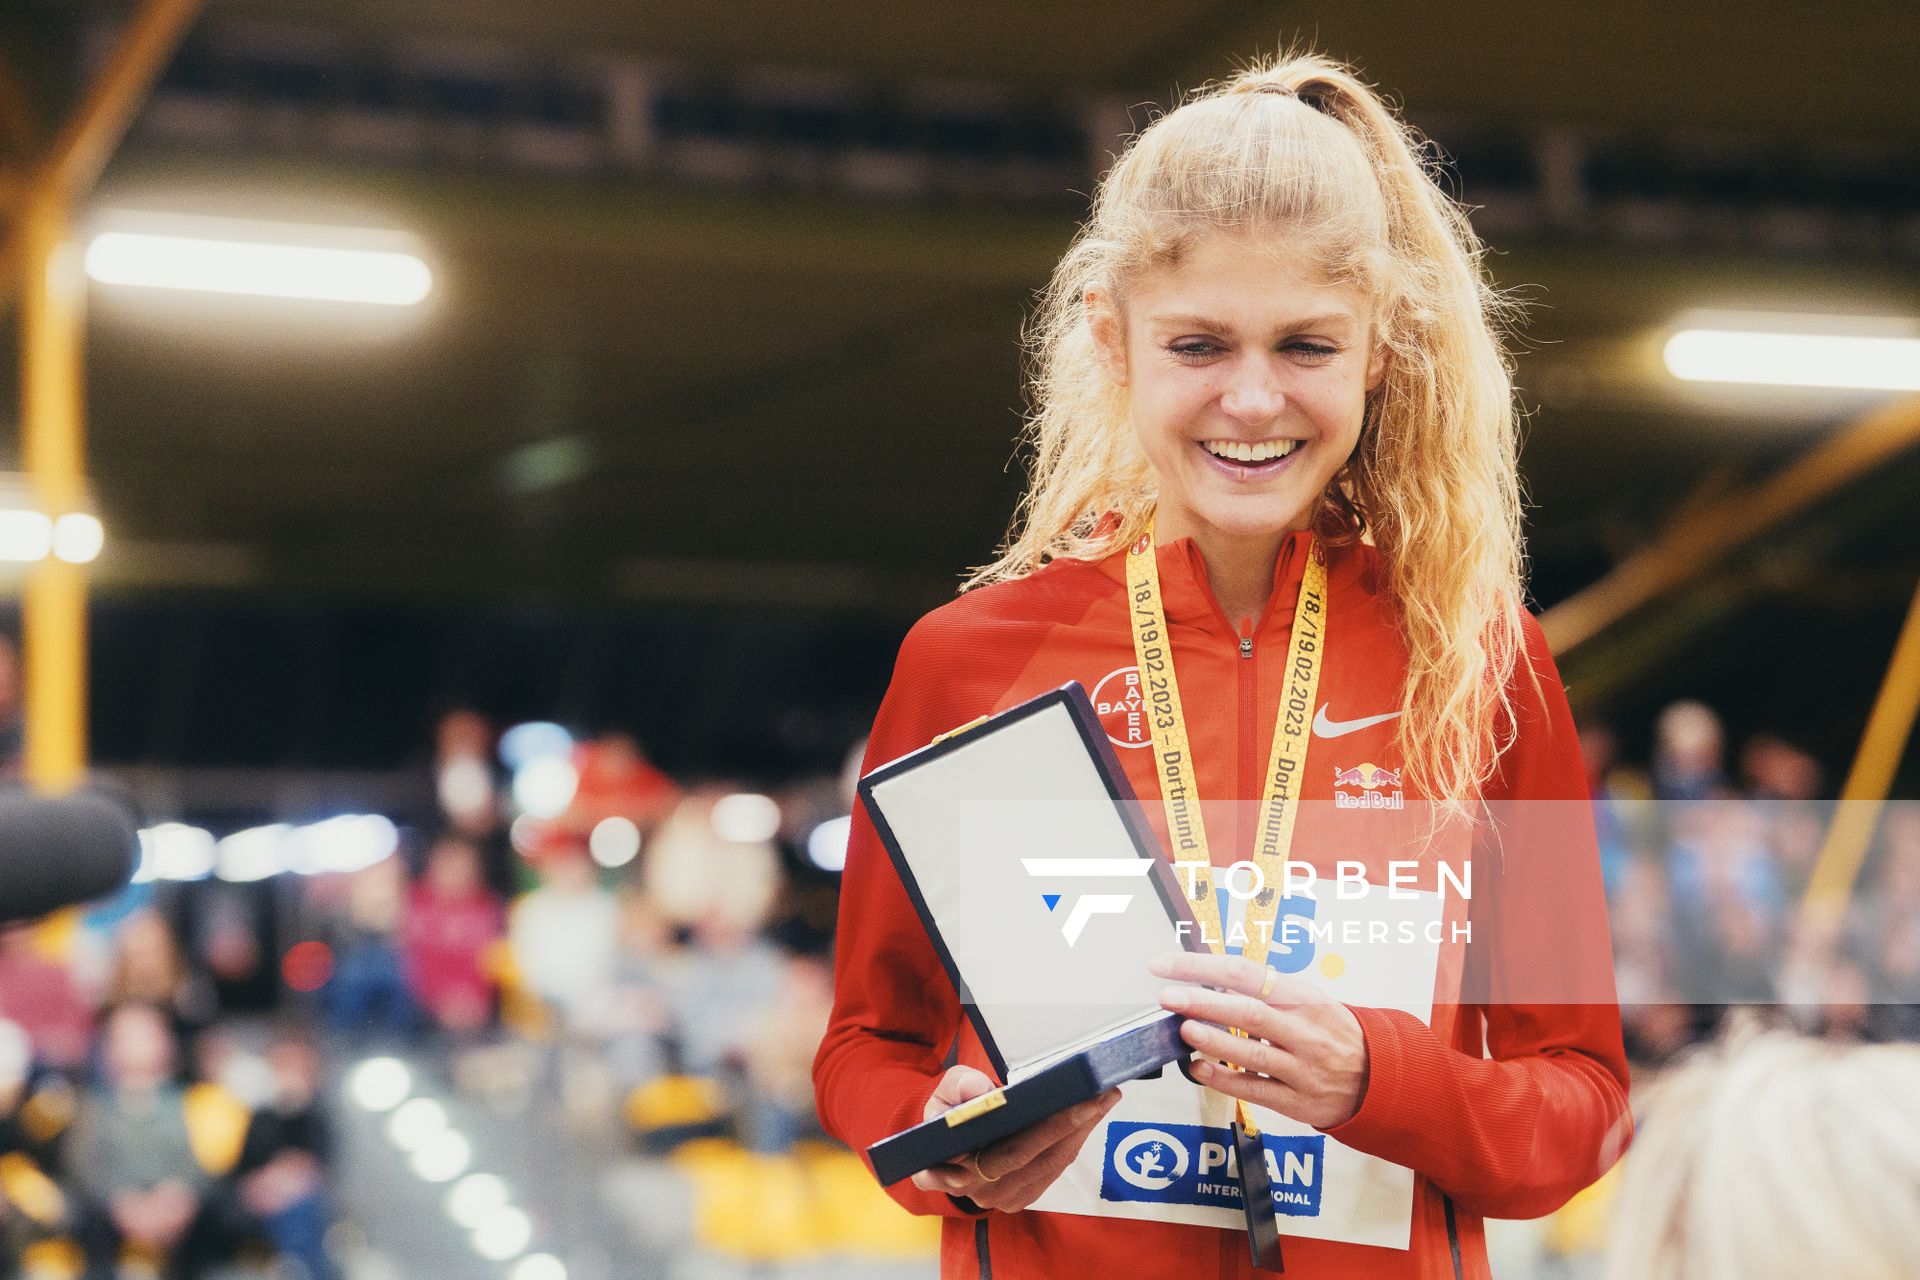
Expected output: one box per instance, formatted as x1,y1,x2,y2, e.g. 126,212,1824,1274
1287,341,1339,361
1168,340,1222,362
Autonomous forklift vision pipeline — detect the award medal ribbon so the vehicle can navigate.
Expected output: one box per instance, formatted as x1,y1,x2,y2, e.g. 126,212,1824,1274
1125,514,1328,1272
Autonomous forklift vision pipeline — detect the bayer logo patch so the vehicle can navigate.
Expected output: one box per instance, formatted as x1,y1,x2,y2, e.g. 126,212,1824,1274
1100,1120,1324,1217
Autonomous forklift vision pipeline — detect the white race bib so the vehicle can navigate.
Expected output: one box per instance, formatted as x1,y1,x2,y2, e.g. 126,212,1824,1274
1027,878,1444,1252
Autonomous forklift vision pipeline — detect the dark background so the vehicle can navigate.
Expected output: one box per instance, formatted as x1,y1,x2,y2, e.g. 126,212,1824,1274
3,0,1918,791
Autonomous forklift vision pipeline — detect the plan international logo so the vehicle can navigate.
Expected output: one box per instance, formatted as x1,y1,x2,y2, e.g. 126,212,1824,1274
1020,858,1154,947
1101,1121,1324,1216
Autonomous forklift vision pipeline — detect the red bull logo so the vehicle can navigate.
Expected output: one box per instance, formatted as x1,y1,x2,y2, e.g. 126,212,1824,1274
1332,762,1400,789
1333,762,1404,810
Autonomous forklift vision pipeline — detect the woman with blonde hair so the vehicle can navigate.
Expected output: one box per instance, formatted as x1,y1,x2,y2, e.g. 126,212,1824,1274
1607,1031,1920,1280
815,48,1630,1278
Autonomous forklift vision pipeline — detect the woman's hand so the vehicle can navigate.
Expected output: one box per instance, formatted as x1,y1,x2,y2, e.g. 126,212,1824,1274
1152,951,1369,1130
910,1065,1121,1212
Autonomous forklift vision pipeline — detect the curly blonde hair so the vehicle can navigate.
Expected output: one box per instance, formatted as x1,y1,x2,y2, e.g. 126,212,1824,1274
964,49,1531,808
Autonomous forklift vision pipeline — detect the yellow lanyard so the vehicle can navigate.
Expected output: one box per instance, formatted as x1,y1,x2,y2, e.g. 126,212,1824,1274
1126,516,1328,1126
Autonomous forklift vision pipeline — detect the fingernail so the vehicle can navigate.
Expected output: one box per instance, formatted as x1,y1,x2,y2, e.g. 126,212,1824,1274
1192,1059,1213,1077
1161,986,1187,1010
1148,955,1174,976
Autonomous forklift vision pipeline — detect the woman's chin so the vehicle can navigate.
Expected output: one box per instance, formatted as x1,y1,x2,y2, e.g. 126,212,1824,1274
1186,492,1315,540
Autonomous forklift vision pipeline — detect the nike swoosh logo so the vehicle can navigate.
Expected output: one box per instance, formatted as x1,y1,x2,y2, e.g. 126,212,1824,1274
1313,705,1402,738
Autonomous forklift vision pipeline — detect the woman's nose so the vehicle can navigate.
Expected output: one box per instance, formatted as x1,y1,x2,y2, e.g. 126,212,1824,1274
1218,360,1286,425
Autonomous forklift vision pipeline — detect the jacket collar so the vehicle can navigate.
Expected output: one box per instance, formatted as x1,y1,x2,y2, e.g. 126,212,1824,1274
1097,524,1326,634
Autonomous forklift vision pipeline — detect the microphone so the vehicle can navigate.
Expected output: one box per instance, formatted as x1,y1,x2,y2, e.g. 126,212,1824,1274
0,787,142,925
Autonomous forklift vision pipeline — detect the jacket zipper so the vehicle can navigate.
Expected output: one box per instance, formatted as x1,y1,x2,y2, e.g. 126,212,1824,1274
1238,630,1256,860
1183,535,1301,875
975,1216,992,1279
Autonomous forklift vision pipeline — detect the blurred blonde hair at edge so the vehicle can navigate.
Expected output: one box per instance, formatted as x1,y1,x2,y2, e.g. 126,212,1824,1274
967,48,1530,811
1606,1030,1920,1280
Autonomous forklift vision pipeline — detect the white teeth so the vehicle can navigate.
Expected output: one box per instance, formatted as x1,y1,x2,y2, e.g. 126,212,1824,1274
1202,439,1298,463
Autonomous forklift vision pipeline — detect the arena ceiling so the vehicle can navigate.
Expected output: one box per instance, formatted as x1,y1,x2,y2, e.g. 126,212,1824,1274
2,0,1919,759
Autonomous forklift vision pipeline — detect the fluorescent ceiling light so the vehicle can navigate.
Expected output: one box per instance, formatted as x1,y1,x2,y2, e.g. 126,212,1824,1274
0,511,53,562
1663,311,1920,391
53,513,105,564
85,212,431,306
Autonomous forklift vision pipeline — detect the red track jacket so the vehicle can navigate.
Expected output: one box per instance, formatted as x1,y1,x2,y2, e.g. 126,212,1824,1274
814,529,1632,1279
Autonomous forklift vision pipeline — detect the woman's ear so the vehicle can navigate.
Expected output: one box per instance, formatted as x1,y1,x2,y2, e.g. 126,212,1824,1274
1084,286,1130,388
1364,339,1389,394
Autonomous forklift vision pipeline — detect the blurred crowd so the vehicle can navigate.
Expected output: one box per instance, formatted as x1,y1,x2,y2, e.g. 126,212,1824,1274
1583,699,1920,1061
0,910,339,1280
0,702,873,1280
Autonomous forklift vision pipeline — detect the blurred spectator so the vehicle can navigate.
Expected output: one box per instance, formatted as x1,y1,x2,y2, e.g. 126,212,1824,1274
233,1029,337,1280
602,889,675,1090
643,793,782,933
1651,699,1726,802
435,709,502,840
737,953,833,1153
0,635,22,780
1665,799,1784,1005
566,732,680,837
665,910,786,1079
403,836,505,1036
325,858,415,1041
1579,724,1638,893
1738,733,1823,801
0,1018,81,1276
1862,807,1920,1040
509,851,617,1023
0,926,94,1071
1606,1030,1920,1279
105,911,216,1065
69,1004,237,1279
192,887,270,1014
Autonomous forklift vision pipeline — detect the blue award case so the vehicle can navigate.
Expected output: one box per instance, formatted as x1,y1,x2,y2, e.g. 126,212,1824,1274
857,682,1200,1188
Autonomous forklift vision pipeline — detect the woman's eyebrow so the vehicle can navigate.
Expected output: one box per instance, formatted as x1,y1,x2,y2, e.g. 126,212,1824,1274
1150,311,1357,334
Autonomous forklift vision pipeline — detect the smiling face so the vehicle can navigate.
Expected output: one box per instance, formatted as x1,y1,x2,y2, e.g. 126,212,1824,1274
1090,229,1387,546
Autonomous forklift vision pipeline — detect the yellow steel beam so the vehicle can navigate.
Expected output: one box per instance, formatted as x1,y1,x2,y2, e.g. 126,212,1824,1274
18,188,88,790
1541,392,1920,655
11,0,204,789
1799,570,1920,924
1,0,206,306
29,0,207,209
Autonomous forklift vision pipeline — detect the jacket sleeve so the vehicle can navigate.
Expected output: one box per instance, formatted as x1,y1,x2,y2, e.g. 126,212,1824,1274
812,619,982,1218
1317,611,1634,1219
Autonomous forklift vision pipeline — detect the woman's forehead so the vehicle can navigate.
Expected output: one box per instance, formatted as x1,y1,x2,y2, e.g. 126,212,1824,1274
1130,229,1372,328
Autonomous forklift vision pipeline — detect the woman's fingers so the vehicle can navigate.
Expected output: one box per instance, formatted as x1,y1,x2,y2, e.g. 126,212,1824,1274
913,1087,1122,1208
973,1090,1119,1210
1188,1054,1310,1117
1178,1016,1303,1081
912,1158,976,1195
985,1101,1111,1208
972,1089,1119,1184
922,1064,1001,1122
911,1065,1013,1195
